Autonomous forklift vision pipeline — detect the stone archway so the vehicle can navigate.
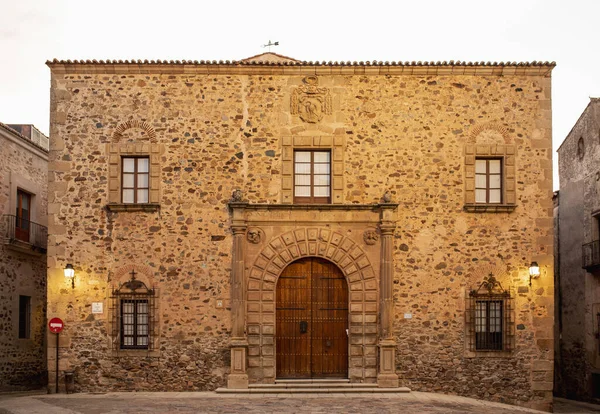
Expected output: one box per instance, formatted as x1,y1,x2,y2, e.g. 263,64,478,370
246,228,378,384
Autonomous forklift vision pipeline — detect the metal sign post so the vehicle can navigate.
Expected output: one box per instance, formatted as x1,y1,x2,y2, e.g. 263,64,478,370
48,318,64,393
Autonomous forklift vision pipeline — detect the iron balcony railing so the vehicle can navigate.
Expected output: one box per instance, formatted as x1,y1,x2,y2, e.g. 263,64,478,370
2,214,47,252
583,240,600,270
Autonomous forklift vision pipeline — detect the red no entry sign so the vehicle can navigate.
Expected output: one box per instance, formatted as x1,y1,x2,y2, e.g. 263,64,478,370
48,317,64,334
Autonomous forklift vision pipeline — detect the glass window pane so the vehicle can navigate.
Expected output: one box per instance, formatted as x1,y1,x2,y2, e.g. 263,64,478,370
489,160,501,174
314,175,330,186
138,336,148,346
138,174,149,189
475,160,487,174
137,158,149,173
295,152,311,162
475,175,487,189
21,194,30,210
475,189,487,203
123,189,134,203
489,189,501,203
123,158,135,173
295,163,311,174
137,189,149,203
295,175,311,186
123,302,134,313
124,337,133,346
295,186,311,197
489,175,501,189
123,174,134,188
314,164,330,174
314,186,330,197
314,152,330,163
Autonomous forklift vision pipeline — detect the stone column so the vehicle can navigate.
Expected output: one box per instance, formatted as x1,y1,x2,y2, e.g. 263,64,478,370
228,201,248,389
377,203,399,388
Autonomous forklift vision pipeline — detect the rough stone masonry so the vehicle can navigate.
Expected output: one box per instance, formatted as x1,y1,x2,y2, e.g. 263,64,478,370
46,55,555,411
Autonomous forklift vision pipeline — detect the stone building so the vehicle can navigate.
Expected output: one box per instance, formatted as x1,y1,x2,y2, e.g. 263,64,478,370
0,123,49,390
555,97,600,402
46,53,555,410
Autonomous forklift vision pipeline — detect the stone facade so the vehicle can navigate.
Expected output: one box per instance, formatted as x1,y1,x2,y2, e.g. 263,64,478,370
47,54,555,410
0,123,48,390
555,98,600,402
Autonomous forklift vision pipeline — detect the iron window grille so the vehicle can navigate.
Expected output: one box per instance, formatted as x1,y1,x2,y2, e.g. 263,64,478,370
110,271,157,353
466,273,514,352
293,150,331,204
121,157,149,204
475,158,502,204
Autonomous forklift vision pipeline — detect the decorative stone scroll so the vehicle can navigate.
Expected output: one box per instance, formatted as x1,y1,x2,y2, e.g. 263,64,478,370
291,76,332,123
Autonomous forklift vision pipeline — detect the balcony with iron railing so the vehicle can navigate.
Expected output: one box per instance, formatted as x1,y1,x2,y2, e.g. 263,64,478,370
1,214,47,255
583,240,600,270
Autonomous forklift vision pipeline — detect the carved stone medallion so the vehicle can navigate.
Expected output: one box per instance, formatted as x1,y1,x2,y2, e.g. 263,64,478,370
247,228,263,244
291,76,332,123
363,229,379,245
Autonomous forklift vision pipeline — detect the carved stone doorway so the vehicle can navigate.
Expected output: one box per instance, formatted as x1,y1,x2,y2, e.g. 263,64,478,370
276,257,348,378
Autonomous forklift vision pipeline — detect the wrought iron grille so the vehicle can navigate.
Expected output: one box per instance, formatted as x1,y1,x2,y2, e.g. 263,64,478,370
466,274,514,352
110,273,157,354
583,240,600,269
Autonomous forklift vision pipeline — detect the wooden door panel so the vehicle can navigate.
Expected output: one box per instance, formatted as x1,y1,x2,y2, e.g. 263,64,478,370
276,257,348,378
276,258,311,378
311,258,348,377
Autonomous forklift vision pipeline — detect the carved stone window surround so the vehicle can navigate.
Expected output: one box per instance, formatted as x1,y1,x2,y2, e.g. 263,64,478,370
107,143,162,206
464,144,516,211
281,135,344,204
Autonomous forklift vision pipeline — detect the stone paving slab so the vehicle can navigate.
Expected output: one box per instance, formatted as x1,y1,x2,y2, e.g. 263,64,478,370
0,391,549,414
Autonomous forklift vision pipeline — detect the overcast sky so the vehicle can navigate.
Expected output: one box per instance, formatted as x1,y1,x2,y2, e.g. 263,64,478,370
1,0,598,189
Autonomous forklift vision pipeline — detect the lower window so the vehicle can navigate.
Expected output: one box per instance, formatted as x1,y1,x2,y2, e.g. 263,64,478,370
111,273,156,352
121,299,149,349
475,300,503,350
467,274,513,353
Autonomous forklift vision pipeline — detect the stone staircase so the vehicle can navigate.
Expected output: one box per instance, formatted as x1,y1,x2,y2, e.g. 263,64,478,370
216,379,411,394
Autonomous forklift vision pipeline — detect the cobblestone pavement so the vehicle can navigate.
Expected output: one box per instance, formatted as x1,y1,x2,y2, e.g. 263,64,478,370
0,391,555,414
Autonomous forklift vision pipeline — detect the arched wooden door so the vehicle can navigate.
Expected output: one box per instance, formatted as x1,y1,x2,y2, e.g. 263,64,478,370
276,257,348,378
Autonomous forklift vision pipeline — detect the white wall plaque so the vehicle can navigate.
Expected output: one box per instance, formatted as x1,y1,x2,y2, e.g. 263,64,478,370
92,302,103,314
404,313,412,319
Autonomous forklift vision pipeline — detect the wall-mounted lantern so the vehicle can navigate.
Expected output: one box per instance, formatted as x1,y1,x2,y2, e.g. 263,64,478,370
64,264,75,289
529,261,540,286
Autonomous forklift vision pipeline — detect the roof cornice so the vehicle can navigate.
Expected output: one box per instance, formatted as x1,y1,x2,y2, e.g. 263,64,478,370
46,59,556,76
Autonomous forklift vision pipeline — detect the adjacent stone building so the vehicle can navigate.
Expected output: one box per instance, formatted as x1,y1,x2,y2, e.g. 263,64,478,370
46,53,555,410
555,97,600,402
0,123,49,390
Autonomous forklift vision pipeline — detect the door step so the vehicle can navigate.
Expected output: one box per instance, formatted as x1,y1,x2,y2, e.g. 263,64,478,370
216,380,411,394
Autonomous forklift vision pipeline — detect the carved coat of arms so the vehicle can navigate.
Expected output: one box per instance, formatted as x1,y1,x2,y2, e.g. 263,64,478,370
291,76,332,123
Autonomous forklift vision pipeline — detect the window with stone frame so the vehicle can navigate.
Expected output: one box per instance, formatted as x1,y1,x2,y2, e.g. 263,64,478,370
464,144,516,212
121,157,149,204
294,150,331,204
106,140,162,211
475,158,502,204
110,271,157,352
466,274,514,353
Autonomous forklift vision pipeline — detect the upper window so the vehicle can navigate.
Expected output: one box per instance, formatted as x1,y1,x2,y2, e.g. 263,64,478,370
122,157,149,204
475,159,502,204
15,189,31,242
294,150,331,204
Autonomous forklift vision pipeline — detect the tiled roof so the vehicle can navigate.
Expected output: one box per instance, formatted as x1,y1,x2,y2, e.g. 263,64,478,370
0,122,49,153
46,58,555,67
